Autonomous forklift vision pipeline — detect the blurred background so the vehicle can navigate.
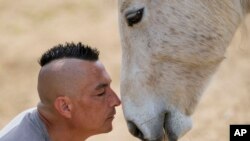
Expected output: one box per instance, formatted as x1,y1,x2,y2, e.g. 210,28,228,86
0,0,249,141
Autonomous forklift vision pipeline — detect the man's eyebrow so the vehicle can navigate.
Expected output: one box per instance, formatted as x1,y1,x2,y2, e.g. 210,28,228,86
95,83,109,90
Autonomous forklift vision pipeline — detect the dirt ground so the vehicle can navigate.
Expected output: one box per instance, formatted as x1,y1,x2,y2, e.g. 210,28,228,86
0,1,249,141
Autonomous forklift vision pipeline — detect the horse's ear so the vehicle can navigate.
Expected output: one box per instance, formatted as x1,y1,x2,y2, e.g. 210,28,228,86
54,96,72,118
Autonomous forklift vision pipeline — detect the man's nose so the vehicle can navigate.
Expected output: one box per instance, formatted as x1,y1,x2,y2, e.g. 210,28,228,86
109,88,121,107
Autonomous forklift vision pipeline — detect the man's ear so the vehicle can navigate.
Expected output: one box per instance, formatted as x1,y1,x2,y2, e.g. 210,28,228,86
54,96,73,119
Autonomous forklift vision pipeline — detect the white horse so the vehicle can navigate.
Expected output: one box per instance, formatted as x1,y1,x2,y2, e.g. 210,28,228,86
118,1,250,141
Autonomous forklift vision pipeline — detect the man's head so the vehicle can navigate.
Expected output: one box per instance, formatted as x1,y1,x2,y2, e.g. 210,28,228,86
37,42,121,139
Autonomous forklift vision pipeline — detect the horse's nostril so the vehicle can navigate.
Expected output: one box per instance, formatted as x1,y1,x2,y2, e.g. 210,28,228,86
127,121,144,140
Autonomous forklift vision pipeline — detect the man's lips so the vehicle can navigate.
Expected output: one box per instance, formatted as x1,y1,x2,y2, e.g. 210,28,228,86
107,110,116,120
107,116,115,120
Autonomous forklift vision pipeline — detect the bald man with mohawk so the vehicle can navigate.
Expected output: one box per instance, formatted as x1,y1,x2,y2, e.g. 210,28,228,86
0,42,121,141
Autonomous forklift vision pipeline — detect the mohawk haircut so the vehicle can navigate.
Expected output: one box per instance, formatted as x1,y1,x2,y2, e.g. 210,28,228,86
39,42,99,66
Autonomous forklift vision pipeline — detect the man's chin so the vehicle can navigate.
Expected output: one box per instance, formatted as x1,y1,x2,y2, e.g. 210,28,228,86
105,125,113,132
95,125,112,134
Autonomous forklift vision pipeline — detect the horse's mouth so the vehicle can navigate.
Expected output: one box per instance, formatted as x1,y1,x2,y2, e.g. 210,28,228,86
127,113,178,141
128,111,192,141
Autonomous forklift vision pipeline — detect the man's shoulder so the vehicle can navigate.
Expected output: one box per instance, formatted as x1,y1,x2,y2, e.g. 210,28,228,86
0,108,47,141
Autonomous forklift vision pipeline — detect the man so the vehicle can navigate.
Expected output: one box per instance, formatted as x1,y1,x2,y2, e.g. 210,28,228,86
0,42,121,141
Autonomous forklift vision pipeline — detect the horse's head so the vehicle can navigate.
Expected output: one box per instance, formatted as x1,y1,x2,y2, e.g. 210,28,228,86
118,0,243,140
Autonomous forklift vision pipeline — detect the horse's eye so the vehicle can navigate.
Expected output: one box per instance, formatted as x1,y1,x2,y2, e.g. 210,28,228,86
125,8,144,27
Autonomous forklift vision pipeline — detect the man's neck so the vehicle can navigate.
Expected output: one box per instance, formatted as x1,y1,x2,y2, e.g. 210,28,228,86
37,103,89,141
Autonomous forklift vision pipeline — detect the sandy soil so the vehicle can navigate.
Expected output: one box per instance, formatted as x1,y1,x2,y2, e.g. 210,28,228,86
0,1,249,141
